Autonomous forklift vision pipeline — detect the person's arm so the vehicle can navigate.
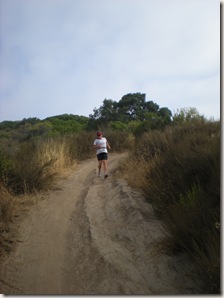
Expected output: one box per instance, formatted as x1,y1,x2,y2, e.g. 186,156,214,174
106,141,111,150
93,140,101,149
93,140,97,149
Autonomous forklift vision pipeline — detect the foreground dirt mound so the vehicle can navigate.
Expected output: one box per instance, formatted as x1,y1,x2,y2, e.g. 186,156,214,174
0,153,201,294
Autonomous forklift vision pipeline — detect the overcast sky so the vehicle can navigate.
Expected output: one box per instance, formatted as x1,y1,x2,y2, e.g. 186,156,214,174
0,0,220,122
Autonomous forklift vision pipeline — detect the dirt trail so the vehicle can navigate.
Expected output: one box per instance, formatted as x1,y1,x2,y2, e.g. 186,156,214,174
0,153,200,294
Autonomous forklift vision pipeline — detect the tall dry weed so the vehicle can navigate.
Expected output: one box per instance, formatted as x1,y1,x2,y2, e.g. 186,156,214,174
118,154,148,190
35,137,72,171
121,121,220,293
67,131,95,160
12,141,55,193
0,185,15,257
5,136,76,193
106,131,135,152
0,185,14,227
133,122,220,214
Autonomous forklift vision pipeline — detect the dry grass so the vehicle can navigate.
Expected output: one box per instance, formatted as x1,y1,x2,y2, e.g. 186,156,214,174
106,131,135,152
35,137,72,170
119,121,220,293
12,140,57,193
0,129,134,260
0,123,220,292
118,155,148,190
0,185,47,258
0,185,15,257
0,136,79,194
0,129,136,261
0,185,14,227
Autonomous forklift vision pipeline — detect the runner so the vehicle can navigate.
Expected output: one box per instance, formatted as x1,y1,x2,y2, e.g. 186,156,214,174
93,131,111,178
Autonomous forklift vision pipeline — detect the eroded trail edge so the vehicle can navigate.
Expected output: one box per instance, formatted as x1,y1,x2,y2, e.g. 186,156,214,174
0,153,200,294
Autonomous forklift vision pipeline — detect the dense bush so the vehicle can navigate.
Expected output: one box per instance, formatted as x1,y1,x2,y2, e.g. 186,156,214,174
0,108,220,292
0,185,15,257
0,136,77,194
105,131,135,152
0,140,56,194
0,129,134,195
122,120,220,293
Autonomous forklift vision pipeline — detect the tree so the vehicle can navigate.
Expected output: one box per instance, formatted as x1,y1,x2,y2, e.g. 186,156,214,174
158,107,172,125
109,121,128,131
88,92,172,130
172,107,205,125
143,101,160,116
89,99,118,124
117,93,146,122
158,107,172,118
99,99,118,121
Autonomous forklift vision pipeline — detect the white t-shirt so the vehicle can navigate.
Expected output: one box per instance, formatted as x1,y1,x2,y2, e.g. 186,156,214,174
93,137,108,155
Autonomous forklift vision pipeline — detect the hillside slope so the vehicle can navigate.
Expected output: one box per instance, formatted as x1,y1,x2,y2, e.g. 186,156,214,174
0,153,201,294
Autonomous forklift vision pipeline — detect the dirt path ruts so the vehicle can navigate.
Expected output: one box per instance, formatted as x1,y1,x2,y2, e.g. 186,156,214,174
0,153,200,294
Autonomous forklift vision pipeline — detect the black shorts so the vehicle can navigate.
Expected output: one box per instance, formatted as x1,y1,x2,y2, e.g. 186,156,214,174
97,153,108,161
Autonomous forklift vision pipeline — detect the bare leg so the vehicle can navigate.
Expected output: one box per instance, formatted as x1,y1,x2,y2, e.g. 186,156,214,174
102,160,108,177
98,160,102,176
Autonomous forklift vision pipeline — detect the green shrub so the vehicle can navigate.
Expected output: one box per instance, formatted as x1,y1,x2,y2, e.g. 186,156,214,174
12,141,57,193
0,129,134,194
0,136,74,194
134,122,220,213
67,131,95,160
122,120,220,293
0,151,15,187
163,191,220,293
0,184,15,257
105,131,135,152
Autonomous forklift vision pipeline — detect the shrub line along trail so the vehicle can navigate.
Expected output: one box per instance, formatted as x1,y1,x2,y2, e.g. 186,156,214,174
0,153,200,294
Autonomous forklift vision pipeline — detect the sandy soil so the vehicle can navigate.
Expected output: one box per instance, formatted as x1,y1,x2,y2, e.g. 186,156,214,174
0,153,201,294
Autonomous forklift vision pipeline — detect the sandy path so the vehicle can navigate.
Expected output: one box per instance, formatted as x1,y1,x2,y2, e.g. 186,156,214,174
0,153,200,294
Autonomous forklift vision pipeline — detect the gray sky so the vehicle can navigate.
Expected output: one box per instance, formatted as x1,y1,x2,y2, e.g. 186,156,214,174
0,0,220,122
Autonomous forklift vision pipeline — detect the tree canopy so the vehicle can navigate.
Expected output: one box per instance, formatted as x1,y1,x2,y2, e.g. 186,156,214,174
1,93,207,138
88,92,172,132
